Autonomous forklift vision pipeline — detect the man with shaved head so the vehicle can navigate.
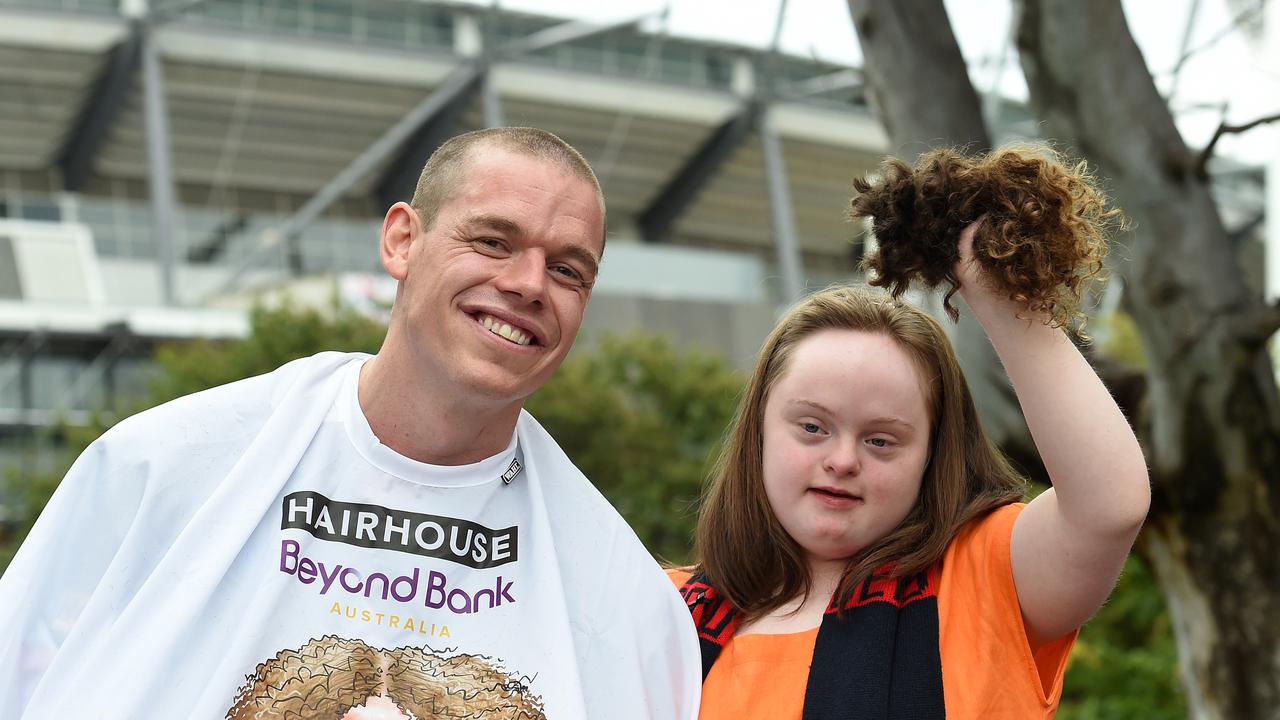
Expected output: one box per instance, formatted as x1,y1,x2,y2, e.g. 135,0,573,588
0,128,701,719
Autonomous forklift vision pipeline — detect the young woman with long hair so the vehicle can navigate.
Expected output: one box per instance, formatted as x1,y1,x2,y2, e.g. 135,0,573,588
671,147,1149,719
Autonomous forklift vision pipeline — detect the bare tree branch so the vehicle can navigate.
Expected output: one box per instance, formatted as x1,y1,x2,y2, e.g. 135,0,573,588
1228,211,1266,245
1196,111,1280,178
1162,0,1269,80
1226,300,1280,350
1166,0,1202,103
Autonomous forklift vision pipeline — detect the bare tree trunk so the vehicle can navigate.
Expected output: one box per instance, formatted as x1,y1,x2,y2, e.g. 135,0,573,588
846,0,1037,463
846,0,990,153
1015,2,1280,717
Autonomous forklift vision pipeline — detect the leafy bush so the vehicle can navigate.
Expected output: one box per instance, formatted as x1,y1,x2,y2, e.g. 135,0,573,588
526,334,742,562
1059,552,1186,719
146,302,386,404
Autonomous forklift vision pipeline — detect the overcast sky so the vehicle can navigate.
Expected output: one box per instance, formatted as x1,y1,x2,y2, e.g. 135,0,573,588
458,0,1279,166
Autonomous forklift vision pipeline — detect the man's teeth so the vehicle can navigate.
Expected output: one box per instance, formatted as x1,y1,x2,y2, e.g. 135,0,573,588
481,315,532,346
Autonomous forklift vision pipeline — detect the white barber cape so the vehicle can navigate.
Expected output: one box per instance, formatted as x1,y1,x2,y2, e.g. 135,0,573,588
0,352,701,719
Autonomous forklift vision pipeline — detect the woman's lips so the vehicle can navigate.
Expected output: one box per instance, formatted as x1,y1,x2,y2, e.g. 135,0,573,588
807,487,863,508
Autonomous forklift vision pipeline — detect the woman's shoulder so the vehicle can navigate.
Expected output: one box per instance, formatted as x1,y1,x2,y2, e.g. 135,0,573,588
664,565,696,589
938,501,1026,606
950,501,1025,554
937,502,1026,590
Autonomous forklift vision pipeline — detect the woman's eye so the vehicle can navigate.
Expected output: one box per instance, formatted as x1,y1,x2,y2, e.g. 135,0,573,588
801,423,822,434
868,437,889,448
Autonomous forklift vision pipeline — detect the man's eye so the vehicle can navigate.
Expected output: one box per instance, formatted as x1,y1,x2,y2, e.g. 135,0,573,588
550,264,589,286
475,238,505,250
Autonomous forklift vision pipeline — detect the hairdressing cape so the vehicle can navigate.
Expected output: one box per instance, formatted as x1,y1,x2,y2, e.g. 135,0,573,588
0,352,701,719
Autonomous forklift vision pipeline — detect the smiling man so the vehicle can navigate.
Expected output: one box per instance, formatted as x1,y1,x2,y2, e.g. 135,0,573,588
0,128,702,720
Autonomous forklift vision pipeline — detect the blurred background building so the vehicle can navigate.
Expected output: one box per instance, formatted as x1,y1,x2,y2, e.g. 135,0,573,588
0,0,1269,463
0,0,885,458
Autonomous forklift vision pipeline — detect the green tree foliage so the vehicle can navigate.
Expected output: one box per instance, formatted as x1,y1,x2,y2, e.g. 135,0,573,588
1096,310,1146,371
146,302,386,404
0,425,99,570
525,334,742,562
1059,554,1186,719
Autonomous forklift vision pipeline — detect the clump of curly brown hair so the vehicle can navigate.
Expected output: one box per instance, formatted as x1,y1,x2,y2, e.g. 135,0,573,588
849,145,1122,327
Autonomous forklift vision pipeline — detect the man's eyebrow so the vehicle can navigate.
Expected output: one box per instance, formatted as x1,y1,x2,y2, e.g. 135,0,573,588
559,243,601,279
462,213,523,235
462,213,600,279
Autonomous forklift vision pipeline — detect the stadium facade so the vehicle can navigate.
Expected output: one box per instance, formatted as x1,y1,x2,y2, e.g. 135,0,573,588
0,0,895,450
0,0,1268,461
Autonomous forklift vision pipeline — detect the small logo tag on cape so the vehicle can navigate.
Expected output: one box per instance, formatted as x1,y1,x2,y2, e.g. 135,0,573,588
501,458,523,485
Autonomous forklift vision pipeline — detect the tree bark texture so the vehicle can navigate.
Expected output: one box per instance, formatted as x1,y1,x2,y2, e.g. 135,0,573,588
845,0,1038,463
1015,2,1280,717
846,0,991,155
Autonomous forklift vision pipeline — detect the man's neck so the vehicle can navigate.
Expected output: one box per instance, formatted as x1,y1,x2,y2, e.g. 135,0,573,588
357,355,521,466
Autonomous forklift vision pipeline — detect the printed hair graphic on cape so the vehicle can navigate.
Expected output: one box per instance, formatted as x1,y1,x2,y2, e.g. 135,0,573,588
225,635,546,719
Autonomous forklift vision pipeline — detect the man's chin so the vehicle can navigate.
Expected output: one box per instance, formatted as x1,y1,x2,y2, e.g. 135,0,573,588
452,368,547,408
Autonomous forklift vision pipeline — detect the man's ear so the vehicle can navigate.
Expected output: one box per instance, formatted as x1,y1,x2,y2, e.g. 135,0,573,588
380,202,419,281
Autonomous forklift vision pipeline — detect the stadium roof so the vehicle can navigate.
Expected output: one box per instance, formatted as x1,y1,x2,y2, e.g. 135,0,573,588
0,0,889,277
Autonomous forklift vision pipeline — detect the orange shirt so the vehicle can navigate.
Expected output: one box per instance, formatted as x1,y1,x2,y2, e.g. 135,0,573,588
668,503,1076,719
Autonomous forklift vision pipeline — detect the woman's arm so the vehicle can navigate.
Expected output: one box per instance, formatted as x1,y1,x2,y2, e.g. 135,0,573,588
955,221,1151,647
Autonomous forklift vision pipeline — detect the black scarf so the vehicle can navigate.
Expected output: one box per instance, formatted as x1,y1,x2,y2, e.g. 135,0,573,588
679,565,945,719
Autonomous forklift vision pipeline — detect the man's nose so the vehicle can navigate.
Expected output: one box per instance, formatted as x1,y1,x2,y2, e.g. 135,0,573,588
495,250,548,304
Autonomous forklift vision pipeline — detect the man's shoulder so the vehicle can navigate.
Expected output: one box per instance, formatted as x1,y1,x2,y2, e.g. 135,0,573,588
515,410,629,537
101,351,361,457
516,410,679,599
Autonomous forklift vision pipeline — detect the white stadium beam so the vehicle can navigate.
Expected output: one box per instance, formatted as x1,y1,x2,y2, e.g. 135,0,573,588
212,63,484,298
140,19,179,307
498,9,665,58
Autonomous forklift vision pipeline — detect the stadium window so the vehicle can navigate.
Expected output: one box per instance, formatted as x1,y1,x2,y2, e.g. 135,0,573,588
311,0,352,39
20,200,61,222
